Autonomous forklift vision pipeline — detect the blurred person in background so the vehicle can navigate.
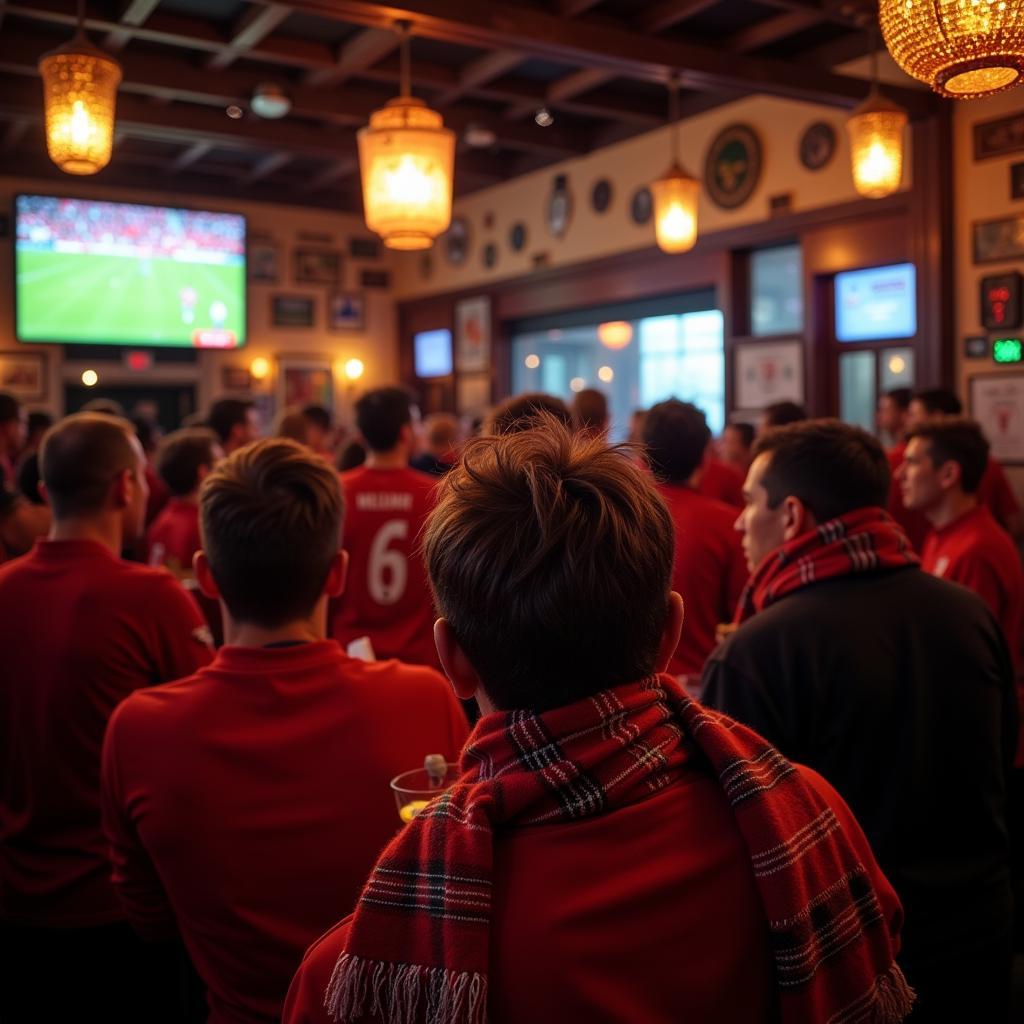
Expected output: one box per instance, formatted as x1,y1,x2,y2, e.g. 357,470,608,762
0,393,27,488
718,421,754,477
208,398,260,456
410,413,461,476
571,388,609,441
757,400,807,435
877,387,911,450
301,404,335,462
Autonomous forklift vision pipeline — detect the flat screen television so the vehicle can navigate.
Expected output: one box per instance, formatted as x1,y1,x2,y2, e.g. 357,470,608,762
414,328,453,378
834,262,916,343
14,194,246,348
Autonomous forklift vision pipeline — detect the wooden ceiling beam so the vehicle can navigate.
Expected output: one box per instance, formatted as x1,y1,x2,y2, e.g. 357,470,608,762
304,27,400,89
270,0,935,115
104,0,163,52
206,3,291,71
166,140,214,174
726,9,824,53
433,48,526,107
505,65,614,121
241,151,294,184
635,0,719,34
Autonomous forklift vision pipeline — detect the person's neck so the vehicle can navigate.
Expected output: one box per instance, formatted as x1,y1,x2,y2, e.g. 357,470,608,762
49,515,124,555
925,490,976,531
174,491,200,506
221,602,327,648
684,465,703,489
365,448,408,470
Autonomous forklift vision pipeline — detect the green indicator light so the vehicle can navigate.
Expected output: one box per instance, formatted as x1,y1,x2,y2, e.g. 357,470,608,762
993,338,1023,363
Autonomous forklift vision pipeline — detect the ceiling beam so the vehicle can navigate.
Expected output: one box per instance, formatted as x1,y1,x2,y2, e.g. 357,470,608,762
241,151,294,184
726,8,824,52
304,27,399,89
104,0,163,52
166,140,213,174
505,65,614,121
635,0,719,34
268,0,934,115
433,48,526,107
206,3,291,71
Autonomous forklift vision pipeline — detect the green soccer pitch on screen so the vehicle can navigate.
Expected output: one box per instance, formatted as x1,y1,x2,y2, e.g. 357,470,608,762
14,194,247,349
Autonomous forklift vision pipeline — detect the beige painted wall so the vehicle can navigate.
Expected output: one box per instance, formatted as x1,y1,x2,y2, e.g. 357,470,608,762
393,93,913,300
0,176,398,424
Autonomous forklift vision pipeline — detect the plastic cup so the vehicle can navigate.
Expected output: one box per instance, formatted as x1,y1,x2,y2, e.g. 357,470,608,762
390,762,460,824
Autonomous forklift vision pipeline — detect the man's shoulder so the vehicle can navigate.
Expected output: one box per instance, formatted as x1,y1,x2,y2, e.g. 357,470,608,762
106,671,207,743
348,657,452,698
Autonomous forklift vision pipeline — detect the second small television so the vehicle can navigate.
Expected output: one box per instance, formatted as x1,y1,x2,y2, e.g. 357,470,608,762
834,263,916,343
414,329,453,378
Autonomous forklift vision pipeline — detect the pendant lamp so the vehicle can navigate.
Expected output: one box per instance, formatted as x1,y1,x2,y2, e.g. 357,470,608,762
357,22,455,251
651,72,699,254
846,42,907,200
38,0,122,175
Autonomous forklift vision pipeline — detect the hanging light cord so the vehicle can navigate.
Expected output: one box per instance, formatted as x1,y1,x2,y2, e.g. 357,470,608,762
397,19,411,99
668,70,680,166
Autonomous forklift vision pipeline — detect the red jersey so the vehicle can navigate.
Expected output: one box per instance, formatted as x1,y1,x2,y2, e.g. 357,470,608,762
922,504,1023,664
330,466,439,668
0,539,212,927
698,457,744,508
977,457,1021,530
146,498,202,578
283,764,900,1024
102,641,468,1024
144,462,169,527
658,484,747,677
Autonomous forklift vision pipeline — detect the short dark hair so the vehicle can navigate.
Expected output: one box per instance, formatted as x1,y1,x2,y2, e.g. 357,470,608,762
762,401,808,427
572,389,609,432
208,398,255,445
39,413,139,519
302,404,332,434
726,421,755,448
16,453,44,505
753,419,890,523
0,392,22,425
156,428,220,497
882,387,912,411
642,399,710,483
26,411,53,439
424,417,675,713
912,388,962,416
485,392,573,435
131,416,159,454
200,438,343,628
355,387,414,452
907,417,990,494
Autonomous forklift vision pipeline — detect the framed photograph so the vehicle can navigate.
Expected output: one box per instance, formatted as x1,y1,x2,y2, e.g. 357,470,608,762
974,112,1024,161
0,351,46,401
972,215,1024,264
328,291,366,332
969,373,1024,463
361,268,390,289
734,340,803,409
271,295,315,328
454,296,491,373
349,237,380,260
248,240,280,283
220,365,252,392
277,357,333,411
1012,161,1024,200
456,373,492,417
294,248,341,285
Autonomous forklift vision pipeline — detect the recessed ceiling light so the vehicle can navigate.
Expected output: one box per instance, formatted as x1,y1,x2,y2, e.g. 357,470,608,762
534,107,554,127
226,104,244,120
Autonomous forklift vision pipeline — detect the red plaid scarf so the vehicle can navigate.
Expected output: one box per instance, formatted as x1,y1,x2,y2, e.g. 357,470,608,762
735,506,918,624
326,675,913,1024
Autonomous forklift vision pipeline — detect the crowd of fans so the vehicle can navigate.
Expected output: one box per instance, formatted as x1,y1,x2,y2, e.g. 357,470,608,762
0,381,1020,1023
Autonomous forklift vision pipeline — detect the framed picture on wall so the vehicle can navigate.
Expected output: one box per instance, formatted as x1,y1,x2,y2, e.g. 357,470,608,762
220,365,252,392
454,296,491,373
294,248,341,285
271,295,315,328
0,351,46,401
734,340,803,410
328,291,366,331
456,373,492,416
276,356,333,411
973,112,1024,161
972,214,1024,263
248,240,280,283
969,372,1024,464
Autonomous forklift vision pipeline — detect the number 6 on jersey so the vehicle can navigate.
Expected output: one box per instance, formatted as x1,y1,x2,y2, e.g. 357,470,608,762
368,519,408,605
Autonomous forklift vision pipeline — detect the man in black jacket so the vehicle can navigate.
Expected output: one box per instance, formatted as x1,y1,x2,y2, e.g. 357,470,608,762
702,419,1016,1024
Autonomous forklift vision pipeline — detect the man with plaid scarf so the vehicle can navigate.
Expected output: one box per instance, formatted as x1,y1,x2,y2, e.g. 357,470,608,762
285,417,912,1024
703,419,1016,1022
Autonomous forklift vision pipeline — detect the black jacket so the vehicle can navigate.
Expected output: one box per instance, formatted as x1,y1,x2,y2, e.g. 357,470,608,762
702,565,1016,974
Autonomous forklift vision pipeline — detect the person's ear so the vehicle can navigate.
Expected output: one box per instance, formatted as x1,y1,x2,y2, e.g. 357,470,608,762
781,495,810,541
654,591,685,674
936,459,961,491
324,549,348,599
193,551,220,600
111,467,132,510
434,618,482,701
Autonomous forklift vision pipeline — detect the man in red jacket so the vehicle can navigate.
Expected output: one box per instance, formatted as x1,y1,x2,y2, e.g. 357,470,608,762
330,387,439,667
102,438,468,1024
0,413,213,1023
643,399,747,681
285,419,910,1024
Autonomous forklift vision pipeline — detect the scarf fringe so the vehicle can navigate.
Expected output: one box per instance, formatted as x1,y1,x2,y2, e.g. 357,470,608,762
326,953,488,1024
829,963,916,1024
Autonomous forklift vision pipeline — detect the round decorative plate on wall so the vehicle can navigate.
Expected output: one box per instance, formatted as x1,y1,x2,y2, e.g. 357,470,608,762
591,178,613,214
704,123,762,210
547,174,573,238
630,186,653,225
509,221,527,252
443,217,469,266
799,121,836,171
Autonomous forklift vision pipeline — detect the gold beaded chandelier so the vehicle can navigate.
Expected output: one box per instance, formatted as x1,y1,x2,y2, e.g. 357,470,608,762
879,0,1024,99
38,0,122,175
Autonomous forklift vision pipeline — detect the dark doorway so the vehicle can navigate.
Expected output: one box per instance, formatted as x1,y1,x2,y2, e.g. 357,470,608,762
63,383,198,433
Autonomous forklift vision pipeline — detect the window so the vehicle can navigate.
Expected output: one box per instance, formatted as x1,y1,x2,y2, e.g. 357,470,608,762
750,243,803,337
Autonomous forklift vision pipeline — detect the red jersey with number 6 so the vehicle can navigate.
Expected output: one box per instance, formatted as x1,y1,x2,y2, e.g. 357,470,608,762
330,466,440,668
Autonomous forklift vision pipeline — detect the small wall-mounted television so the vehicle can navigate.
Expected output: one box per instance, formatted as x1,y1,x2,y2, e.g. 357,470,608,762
834,262,916,343
15,194,246,349
414,328,453,378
